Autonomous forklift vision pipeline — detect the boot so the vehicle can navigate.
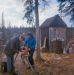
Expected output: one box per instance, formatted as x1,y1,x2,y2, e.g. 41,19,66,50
27,66,30,69
13,72,18,75
27,65,35,69
32,65,35,69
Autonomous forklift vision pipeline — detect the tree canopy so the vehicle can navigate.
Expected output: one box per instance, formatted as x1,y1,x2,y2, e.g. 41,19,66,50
57,0,74,25
23,0,50,25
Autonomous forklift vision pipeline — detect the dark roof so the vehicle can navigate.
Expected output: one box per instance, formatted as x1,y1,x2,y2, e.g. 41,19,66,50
40,14,67,28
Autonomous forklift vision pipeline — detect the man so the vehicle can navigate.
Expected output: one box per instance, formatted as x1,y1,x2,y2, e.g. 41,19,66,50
4,34,25,75
24,32,36,69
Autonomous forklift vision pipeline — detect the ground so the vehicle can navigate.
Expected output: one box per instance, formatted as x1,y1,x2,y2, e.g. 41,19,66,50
0,51,74,75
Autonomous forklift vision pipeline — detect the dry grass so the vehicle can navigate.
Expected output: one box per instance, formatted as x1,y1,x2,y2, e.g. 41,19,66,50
1,51,74,75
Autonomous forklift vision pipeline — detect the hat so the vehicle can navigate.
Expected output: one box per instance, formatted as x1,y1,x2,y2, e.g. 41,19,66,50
27,32,33,37
20,33,25,40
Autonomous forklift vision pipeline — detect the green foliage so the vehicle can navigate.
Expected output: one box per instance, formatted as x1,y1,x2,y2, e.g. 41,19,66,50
23,0,35,24
57,0,66,2
57,0,74,24
1,12,6,44
23,0,50,25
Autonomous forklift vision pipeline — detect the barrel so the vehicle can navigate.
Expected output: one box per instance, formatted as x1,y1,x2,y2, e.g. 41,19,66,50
52,40,63,54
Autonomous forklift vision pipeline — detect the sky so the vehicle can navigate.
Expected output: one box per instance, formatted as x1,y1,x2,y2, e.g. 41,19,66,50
0,0,72,27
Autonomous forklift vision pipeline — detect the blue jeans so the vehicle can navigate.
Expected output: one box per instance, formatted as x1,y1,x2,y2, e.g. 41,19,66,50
28,49,35,65
7,56,14,73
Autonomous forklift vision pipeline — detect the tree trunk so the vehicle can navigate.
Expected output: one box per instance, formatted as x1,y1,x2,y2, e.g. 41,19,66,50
35,0,41,59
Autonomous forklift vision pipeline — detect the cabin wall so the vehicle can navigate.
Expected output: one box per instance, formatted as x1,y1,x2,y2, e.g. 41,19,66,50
49,27,66,40
66,28,74,41
40,28,49,49
49,27,66,51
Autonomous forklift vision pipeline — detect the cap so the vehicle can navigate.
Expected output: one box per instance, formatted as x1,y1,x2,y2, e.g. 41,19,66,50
27,32,33,37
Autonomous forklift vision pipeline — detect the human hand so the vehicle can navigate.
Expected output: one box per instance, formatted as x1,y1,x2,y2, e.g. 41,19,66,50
20,50,29,56
21,46,25,49
28,48,31,51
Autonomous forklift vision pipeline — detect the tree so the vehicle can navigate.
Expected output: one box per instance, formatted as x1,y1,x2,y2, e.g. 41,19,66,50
1,12,6,44
23,0,50,59
35,0,40,59
7,22,12,39
57,0,74,26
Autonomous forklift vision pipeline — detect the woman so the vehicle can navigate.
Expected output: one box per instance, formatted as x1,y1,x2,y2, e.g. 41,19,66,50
24,32,36,69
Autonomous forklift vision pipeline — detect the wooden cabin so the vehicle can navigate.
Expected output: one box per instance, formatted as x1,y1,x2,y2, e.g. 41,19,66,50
40,15,67,52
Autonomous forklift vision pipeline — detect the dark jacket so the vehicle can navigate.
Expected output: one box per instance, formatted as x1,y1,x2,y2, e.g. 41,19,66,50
4,36,21,56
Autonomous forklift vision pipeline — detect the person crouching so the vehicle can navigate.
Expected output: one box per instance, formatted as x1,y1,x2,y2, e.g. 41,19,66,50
4,34,25,75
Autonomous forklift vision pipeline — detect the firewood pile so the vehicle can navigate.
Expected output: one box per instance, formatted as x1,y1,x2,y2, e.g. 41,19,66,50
52,40,63,53
67,38,74,54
